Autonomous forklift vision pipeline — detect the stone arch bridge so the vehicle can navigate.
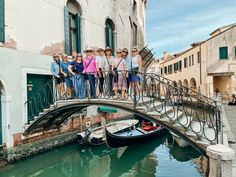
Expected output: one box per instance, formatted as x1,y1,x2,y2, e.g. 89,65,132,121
24,72,223,154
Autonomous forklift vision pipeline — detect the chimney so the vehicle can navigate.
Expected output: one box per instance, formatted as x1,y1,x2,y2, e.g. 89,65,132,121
163,52,169,60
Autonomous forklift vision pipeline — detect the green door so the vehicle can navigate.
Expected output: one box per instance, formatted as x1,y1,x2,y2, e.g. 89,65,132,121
0,94,2,144
27,74,53,122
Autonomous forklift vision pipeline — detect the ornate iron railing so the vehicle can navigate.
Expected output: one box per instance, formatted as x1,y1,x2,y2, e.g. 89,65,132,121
24,70,222,145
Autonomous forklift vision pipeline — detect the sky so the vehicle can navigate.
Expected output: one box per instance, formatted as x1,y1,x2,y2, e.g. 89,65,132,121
146,0,236,58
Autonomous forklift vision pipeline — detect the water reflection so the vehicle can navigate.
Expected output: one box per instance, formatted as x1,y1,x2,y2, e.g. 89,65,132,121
0,133,203,177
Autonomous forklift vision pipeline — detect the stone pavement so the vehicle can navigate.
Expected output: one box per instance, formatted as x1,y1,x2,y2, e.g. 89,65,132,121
224,104,236,177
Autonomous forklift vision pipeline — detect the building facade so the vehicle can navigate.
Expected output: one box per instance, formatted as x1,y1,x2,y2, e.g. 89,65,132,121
159,24,236,98
0,0,147,147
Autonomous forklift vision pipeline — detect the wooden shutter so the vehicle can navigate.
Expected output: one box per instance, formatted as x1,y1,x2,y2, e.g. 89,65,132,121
76,14,81,53
0,0,4,42
219,47,228,59
64,6,70,55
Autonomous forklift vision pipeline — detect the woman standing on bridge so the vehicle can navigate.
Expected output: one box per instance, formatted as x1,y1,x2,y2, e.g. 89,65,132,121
129,47,142,98
104,47,115,96
112,49,127,99
68,54,85,99
83,47,97,99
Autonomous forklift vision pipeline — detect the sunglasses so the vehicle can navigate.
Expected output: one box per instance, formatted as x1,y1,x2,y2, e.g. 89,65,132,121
117,52,122,53
86,50,92,52
131,50,137,53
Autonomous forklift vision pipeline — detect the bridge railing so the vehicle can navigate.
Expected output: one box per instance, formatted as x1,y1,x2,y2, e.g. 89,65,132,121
24,70,221,144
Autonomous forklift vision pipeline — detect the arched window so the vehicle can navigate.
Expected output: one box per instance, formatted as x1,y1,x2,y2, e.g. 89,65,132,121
64,0,82,55
183,79,189,93
190,78,197,91
105,19,115,52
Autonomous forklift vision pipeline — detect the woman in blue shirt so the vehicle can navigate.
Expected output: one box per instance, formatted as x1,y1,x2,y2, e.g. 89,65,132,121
68,54,85,99
50,54,65,99
60,55,73,99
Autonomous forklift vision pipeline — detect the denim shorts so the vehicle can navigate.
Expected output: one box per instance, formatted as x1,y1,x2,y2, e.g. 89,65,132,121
64,77,73,87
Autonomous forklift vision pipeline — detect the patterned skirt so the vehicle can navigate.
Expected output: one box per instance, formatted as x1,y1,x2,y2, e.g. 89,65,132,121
113,73,127,91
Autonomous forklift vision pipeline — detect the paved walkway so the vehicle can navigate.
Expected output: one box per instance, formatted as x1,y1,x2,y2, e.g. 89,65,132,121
224,104,236,177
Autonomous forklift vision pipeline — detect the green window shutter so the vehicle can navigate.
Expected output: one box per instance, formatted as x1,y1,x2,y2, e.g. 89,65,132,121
0,0,5,42
105,24,109,47
234,46,236,58
76,14,81,53
219,47,228,60
64,6,71,55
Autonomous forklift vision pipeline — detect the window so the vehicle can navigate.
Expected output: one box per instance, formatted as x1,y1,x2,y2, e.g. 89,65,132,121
64,1,81,55
191,55,194,65
189,56,192,66
197,52,201,63
219,47,228,60
0,0,4,42
168,65,172,74
105,19,115,52
184,58,187,68
179,60,182,70
161,68,163,75
174,62,178,72
164,66,167,74
132,23,138,47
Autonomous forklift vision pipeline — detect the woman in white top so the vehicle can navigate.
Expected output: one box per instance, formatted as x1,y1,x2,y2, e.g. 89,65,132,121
129,47,142,97
112,49,127,99
104,47,115,96
96,47,106,94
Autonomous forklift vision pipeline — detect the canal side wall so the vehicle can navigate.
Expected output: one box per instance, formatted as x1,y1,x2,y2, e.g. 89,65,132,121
3,110,132,163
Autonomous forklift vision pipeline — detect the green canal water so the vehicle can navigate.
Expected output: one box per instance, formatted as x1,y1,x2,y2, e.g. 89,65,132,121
0,133,204,177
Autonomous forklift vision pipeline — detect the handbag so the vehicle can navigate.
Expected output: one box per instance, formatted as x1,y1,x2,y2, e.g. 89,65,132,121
113,59,123,83
84,58,94,80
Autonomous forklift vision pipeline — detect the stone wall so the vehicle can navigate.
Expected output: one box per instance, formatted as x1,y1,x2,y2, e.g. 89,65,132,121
4,111,133,162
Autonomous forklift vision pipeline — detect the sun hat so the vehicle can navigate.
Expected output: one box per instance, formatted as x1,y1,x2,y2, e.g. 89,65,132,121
105,46,112,51
84,47,94,53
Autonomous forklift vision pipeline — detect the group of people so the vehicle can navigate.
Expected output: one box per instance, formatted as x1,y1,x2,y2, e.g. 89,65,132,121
50,47,142,99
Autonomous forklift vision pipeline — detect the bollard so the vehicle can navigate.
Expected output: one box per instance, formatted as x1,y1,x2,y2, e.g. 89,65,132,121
207,144,234,177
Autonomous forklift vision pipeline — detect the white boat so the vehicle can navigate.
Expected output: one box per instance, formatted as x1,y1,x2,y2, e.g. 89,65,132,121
77,119,139,145
170,132,189,148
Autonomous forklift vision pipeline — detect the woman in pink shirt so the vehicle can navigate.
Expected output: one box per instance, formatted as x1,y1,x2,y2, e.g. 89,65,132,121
83,47,97,98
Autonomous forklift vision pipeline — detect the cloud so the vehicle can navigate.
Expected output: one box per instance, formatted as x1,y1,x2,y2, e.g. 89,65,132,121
146,0,236,57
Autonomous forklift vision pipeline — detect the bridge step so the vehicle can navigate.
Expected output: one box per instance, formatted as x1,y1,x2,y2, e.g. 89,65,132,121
196,127,217,146
43,108,50,112
185,121,204,139
135,106,148,113
39,112,44,116
146,106,173,118
161,111,184,123
173,116,193,131
49,105,55,111
150,101,162,109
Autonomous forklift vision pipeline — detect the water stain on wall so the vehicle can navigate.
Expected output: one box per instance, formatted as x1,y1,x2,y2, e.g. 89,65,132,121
41,41,65,56
2,38,17,49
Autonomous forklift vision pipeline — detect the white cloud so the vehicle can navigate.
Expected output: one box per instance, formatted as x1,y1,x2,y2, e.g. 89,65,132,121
146,0,236,57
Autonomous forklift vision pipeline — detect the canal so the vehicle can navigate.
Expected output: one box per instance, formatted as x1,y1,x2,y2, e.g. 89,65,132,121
0,133,204,177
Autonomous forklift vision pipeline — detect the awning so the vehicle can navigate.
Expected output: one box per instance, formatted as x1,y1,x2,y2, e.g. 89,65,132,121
97,106,118,113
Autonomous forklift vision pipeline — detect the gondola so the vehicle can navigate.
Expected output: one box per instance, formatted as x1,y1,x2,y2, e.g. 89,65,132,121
105,121,166,148
77,119,139,146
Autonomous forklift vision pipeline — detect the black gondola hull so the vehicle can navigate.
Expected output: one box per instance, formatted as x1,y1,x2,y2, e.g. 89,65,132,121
105,127,167,148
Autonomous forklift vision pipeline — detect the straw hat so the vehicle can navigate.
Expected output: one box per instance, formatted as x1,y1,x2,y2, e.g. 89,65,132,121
105,46,112,51
84,47,94,53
